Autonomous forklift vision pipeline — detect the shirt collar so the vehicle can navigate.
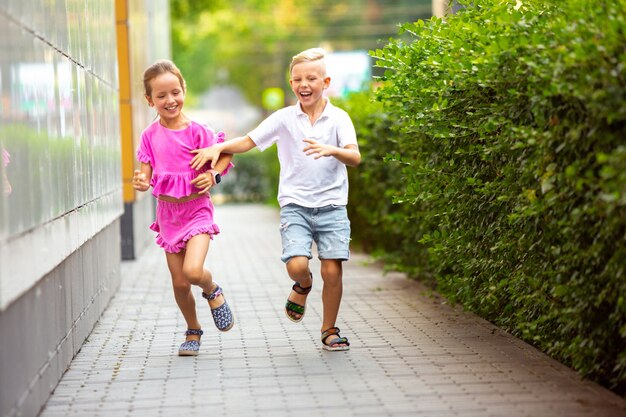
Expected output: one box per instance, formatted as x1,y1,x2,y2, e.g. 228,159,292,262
296,97,332,119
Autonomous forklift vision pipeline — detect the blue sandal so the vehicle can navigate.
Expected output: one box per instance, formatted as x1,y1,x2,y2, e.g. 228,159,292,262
202,284,234,332
178,329,203,356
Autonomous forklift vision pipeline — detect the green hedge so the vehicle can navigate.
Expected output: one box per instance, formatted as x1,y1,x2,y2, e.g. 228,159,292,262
345,0,626,393
221,148,278,204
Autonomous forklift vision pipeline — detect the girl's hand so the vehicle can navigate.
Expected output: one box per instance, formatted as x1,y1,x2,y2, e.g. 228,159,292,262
190,147,221,170
190,172,216,195
303,138,335,159
132,170,150,192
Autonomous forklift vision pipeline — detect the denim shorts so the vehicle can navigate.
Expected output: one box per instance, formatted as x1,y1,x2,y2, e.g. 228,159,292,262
279,203,351,263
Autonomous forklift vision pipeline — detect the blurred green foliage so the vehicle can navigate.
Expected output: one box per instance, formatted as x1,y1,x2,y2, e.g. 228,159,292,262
341,0,626,394
170,0,431,106
170,0,433,204
220,147,279,204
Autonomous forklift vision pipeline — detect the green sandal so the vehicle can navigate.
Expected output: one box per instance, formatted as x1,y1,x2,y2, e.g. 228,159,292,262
285,273,313,323
321,327,350,351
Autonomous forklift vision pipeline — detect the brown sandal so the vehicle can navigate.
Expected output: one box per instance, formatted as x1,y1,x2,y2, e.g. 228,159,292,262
321,327,350,351
285,273,313,322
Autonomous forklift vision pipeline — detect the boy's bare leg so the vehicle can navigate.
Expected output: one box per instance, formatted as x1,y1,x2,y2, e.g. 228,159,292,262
286,256,313,320
166,251,202,342
320,259,348,347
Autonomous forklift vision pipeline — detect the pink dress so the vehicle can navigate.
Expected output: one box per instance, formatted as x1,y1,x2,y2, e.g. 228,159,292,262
136,120,233,253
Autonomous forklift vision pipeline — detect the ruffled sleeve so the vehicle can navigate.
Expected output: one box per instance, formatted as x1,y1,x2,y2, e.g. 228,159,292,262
214,131,234,176
195,123,234,176
136,131,153,164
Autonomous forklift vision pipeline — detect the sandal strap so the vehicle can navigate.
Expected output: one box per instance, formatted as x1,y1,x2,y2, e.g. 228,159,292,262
321,327,340,342
326,337,350,347
292,282,312,295
185,329,204,336
321,327,350,347
292,273,313,295
285,300,305,315
202,284,223,301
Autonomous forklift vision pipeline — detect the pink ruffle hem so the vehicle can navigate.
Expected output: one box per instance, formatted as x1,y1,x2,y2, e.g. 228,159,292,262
150,222,220,253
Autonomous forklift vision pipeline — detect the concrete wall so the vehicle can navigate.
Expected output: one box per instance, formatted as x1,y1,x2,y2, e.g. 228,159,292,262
0,1,171,414
0,1,123,416
0,224,120,417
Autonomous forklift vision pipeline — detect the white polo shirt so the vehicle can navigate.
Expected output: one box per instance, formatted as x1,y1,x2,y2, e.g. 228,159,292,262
248,99,358,208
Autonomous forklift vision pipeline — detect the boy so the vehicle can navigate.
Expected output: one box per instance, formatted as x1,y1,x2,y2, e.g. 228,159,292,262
190,48,361,351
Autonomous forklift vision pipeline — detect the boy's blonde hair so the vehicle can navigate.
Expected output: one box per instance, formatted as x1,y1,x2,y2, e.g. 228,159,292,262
289,48,327,74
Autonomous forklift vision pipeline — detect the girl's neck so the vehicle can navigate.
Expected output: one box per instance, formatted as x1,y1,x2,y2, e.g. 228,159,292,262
159,114,190,131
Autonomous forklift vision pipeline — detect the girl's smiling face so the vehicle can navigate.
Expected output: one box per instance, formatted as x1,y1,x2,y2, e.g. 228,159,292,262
145,72,185,124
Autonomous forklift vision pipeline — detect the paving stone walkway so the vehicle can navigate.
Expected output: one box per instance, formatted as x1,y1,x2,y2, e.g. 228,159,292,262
39,204,626,417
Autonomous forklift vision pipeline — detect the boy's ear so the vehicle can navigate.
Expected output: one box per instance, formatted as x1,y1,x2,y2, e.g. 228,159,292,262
323,76,331,89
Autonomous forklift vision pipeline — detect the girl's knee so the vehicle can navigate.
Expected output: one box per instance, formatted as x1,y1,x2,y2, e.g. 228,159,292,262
172,279,191,294
182,266,205,285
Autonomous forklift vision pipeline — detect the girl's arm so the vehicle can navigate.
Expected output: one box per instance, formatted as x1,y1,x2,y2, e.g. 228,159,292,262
132,162,152,192
212,153,234,175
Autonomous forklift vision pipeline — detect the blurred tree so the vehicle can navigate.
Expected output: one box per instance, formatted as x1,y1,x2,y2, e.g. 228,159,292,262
170,0,431,106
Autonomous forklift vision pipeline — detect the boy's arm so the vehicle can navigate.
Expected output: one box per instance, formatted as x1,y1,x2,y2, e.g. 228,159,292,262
190,135,256,170
190,153,234,194
302,139,361,167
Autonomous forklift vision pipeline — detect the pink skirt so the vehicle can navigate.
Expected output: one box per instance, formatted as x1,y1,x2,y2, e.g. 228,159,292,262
150,196,220,253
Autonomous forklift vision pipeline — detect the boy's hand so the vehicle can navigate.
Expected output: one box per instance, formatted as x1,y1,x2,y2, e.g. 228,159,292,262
132,170,150,192
303,138,334,159
190,146,221,170
190,172,216,195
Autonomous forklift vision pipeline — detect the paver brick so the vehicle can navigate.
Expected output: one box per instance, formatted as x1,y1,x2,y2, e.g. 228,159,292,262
38,205,626,417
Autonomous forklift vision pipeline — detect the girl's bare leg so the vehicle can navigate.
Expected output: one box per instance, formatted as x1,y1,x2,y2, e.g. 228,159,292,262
183,234,226,310
166,251,202,342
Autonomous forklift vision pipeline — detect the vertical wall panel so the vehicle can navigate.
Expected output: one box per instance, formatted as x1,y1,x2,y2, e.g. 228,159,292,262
0,1,128,416
0,1,122,309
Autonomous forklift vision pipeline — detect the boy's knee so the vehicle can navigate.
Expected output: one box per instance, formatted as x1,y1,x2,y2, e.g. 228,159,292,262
286,256,309,275
321,261,342,283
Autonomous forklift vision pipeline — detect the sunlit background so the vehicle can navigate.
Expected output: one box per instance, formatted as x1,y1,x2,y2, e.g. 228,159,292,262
170,0,432,132
0,3,438,415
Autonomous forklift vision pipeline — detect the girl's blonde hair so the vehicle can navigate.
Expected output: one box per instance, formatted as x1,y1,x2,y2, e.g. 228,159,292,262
143,59,186,97
289,48,327,74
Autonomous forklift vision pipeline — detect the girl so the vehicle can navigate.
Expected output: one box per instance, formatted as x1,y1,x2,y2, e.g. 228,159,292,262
132,59,234,356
